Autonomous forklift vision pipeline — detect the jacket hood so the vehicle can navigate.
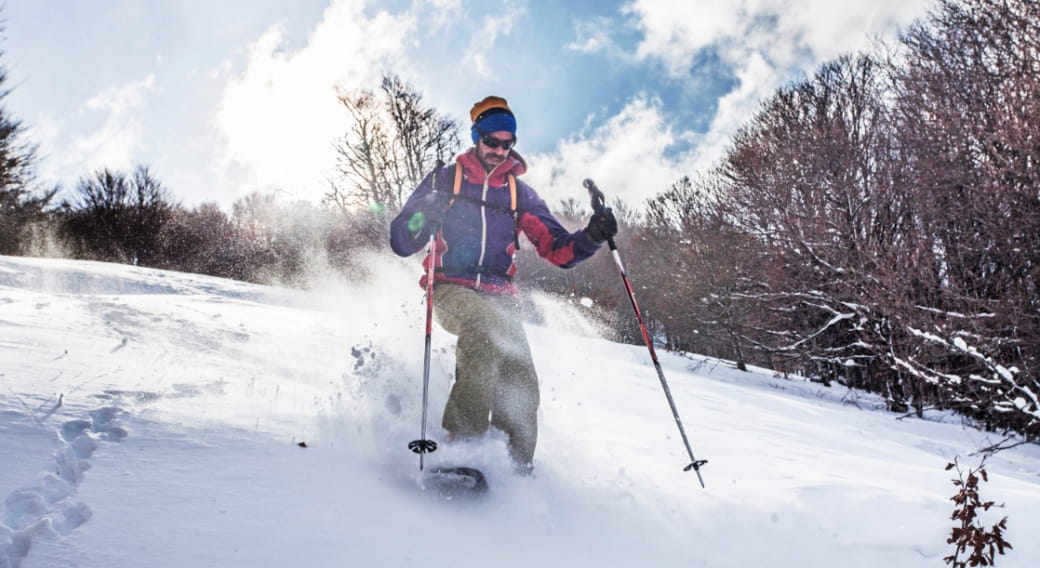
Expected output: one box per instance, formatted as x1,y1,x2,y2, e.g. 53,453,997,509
457,147,527,187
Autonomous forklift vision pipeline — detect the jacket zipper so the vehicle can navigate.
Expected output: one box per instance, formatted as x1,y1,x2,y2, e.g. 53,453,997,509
474,161,505,289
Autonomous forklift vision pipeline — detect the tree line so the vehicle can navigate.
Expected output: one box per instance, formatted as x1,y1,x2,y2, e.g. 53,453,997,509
0,0,1036,446
624,0,1039,446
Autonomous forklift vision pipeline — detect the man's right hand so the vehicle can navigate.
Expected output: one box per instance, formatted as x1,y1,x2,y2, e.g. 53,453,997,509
408,191,451,233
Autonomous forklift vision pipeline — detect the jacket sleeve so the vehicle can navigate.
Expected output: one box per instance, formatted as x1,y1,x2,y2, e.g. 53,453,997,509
517,185,602,268
389,168,442,257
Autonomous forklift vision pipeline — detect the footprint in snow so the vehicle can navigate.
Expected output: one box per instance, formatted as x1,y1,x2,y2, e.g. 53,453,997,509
0,405,128,567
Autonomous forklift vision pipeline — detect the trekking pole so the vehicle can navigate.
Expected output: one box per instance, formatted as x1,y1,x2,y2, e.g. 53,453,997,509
583,178,708,488
407,161,446,470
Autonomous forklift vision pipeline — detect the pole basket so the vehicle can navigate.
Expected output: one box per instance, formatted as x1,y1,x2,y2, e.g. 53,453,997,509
684,459,708,472
408,439,438,454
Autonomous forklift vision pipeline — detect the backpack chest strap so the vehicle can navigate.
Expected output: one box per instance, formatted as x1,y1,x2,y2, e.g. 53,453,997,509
450,162,517,213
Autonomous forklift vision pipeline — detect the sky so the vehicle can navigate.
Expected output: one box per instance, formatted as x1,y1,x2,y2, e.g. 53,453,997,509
2,0,933,211
2,254,1039,567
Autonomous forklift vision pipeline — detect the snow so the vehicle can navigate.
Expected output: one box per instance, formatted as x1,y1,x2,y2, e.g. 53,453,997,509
2,254,1039,567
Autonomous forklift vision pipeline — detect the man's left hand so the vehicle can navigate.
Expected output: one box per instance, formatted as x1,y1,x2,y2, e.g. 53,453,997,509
586,207,618,243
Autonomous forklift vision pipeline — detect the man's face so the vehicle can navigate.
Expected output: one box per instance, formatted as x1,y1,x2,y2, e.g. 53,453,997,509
476,131,516,170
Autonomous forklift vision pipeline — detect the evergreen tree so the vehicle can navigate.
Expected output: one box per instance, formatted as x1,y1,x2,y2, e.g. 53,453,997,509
0,22,53,255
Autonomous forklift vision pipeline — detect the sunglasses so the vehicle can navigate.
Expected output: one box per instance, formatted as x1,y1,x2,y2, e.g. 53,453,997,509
481,135,516,150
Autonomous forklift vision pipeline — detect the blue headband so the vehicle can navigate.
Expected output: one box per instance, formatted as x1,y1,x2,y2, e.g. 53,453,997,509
471,111,517,143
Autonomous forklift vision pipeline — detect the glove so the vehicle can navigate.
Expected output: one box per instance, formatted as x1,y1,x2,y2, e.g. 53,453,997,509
408,191,450,233
585,207,618,243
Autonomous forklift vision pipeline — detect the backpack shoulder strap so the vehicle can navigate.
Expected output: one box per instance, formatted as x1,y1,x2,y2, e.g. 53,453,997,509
507,173,517,212
452,162,464,201
508,174,522,250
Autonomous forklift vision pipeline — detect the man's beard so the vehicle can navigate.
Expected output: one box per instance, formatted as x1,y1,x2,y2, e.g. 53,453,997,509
479,150,505,171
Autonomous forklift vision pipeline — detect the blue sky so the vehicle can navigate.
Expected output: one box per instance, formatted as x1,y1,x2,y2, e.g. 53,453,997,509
3,0,932,211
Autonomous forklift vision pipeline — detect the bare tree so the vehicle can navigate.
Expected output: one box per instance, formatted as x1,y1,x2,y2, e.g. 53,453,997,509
888,0,1040,436
60,165,176,265
380,75,461,197
155,203,250,280
328,74,462,215
228,191,347,286
642,176,759,368
637,0,1040,438
706,54,904,389
327,91,393,212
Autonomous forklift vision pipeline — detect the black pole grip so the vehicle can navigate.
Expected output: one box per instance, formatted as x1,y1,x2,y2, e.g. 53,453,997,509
583,178,606,213
583,178,617,250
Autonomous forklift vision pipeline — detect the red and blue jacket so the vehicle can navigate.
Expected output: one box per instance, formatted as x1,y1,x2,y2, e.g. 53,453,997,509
390,148,602,295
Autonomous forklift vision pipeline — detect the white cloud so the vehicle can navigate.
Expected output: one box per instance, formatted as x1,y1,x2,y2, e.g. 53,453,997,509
526,95,690,211
690,51,780,172
625,0,929,75
521,0,931,213
54,74,157,178
566,17,621,56
541,0,932,201
210,0,415,205
413,0,464,33
624,0,745,75
462,3,527,78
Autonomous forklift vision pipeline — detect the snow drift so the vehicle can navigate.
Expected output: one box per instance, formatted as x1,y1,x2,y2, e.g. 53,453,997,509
1,254,1038,567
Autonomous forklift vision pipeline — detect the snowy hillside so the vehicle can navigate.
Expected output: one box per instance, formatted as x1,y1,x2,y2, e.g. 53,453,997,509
2,254,1038,567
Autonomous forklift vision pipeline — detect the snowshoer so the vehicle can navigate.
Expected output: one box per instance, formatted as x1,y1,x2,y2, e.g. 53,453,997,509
390,95,617,473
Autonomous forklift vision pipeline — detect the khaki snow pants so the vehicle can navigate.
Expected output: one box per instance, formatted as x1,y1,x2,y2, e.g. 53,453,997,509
433,283,539,468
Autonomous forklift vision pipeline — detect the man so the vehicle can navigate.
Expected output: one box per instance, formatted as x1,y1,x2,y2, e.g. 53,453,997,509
390,96,617,473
